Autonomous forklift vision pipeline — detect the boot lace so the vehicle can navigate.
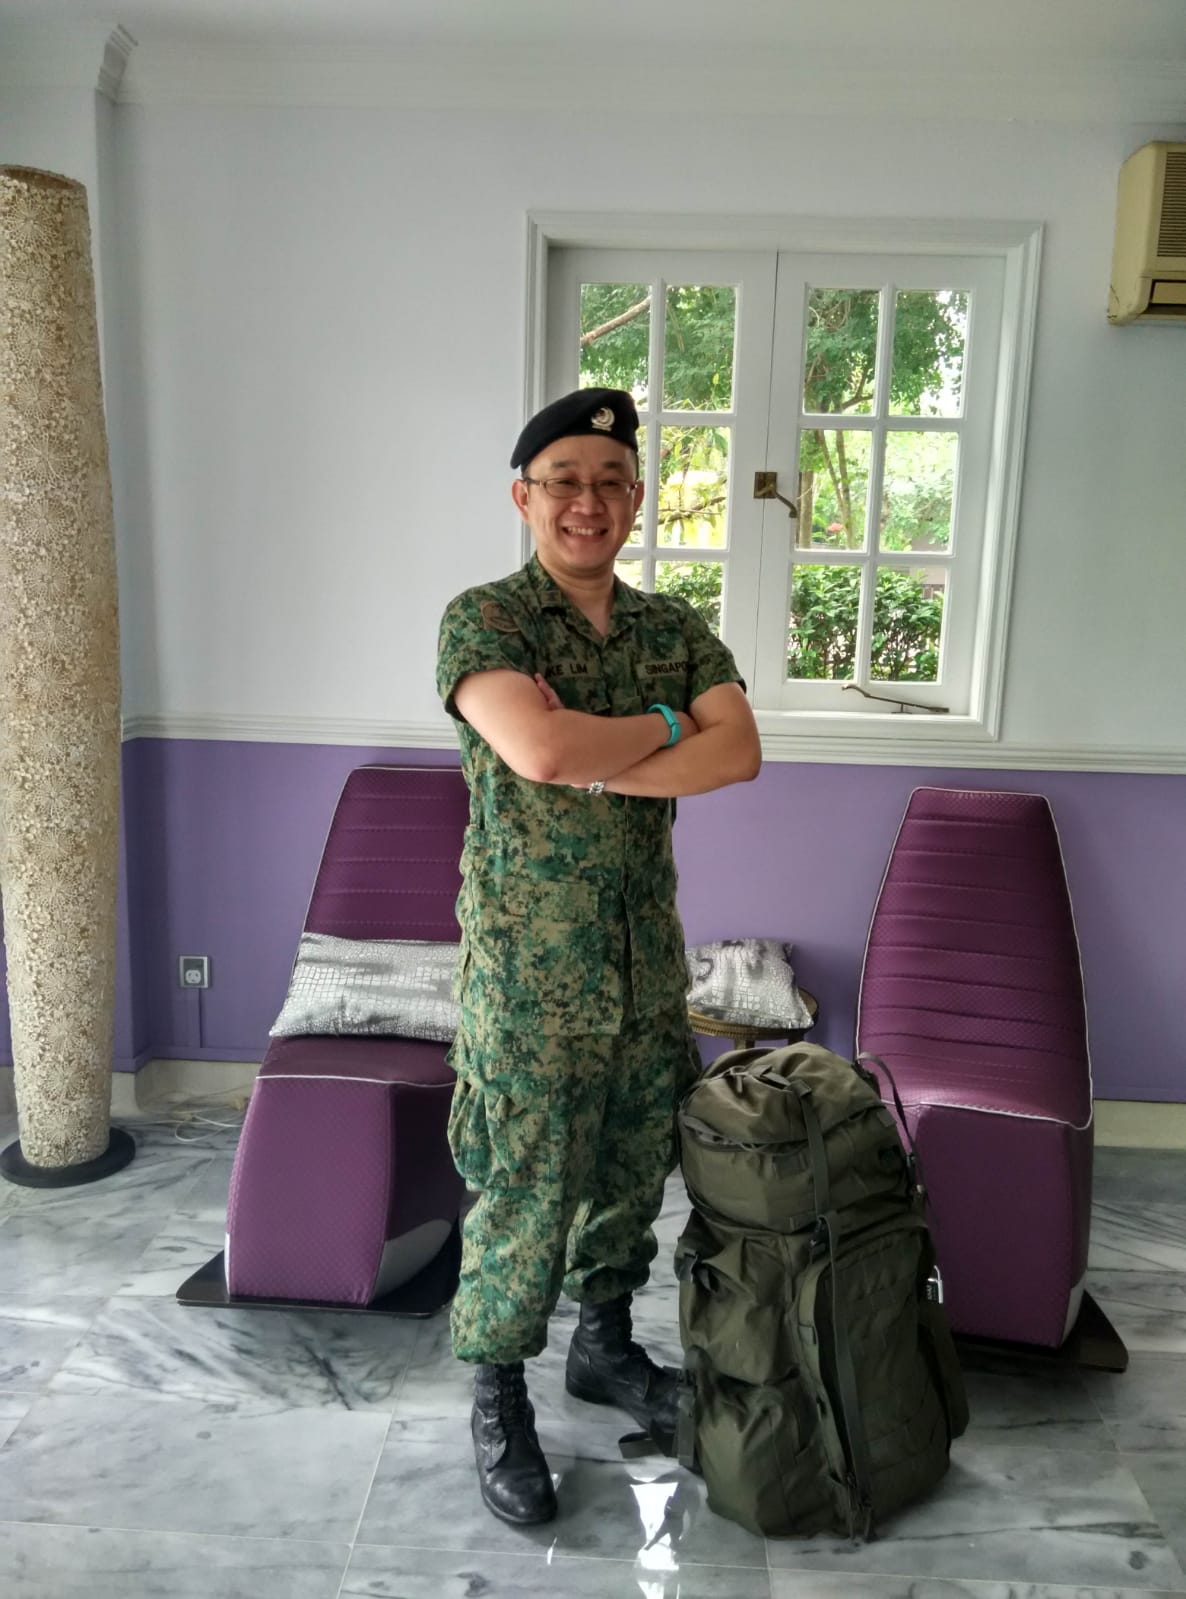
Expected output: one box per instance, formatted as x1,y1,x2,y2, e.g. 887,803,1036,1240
589,1300,650,1367
494,1366,531,1427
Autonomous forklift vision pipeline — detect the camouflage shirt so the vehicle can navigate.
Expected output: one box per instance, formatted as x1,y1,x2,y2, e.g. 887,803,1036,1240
437,555,743,1036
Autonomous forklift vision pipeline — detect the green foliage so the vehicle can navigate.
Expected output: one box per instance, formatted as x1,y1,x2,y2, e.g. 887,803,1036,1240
659,425,729,547
579,282,650,391
579,283,734,410
879,443,954,553
788,567,860,680
799,290,966,551
804,288,967,416
789,566,942,683
802,430,955,553
870,570,944,682
654,560,723,634
803,289,880,414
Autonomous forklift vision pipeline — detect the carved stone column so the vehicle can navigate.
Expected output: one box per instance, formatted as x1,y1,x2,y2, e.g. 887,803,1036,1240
0,166,132,1185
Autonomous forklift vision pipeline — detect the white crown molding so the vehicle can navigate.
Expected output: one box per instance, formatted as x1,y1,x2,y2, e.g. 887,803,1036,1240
98,27,138,102
528,212,1044,260
0,22,136,98
118,711,1186,774
113,43,1186,124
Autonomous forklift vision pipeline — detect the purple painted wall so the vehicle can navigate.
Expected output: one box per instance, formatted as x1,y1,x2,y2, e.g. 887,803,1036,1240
1,739,1183,1101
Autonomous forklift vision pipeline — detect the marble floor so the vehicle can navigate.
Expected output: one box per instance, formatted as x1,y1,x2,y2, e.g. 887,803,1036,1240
0,1106,1184,1599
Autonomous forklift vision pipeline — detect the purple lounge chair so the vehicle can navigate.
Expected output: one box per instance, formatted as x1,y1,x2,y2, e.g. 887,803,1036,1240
856,786,1116,1358
221,765,468,1309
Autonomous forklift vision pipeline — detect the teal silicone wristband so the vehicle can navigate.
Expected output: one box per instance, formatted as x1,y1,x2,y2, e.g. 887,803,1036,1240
648,703,681,748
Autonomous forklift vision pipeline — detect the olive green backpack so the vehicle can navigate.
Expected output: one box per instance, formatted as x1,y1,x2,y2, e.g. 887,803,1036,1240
673,1041,968,1540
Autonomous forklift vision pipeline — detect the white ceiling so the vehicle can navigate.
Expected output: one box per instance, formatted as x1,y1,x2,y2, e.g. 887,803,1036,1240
0,0,1183,59
1,0,1183,121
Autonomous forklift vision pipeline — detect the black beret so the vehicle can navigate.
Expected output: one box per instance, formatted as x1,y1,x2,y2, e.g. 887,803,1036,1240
510,387,639,470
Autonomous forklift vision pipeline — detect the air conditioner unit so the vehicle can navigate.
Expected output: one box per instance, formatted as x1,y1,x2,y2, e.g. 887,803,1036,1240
1108,141,1186,324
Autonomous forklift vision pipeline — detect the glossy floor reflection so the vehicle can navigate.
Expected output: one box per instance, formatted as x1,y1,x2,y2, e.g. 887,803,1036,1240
0,1108,1184,1599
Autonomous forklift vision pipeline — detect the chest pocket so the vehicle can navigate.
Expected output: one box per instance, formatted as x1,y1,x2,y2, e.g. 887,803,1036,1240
543,659,609,715
636,652,692,715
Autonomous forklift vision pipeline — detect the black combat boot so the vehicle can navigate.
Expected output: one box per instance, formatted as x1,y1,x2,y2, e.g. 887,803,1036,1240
565,1295,680,1452
471,1362,557,1526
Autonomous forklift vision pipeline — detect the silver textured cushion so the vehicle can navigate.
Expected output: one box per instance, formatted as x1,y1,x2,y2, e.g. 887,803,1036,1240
685,938,814,1031
270,933,460,1042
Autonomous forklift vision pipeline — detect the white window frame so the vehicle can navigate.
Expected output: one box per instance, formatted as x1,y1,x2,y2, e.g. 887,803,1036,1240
523,213,1043,763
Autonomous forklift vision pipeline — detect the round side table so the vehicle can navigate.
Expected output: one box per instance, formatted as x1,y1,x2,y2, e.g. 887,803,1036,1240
688,989,818,1054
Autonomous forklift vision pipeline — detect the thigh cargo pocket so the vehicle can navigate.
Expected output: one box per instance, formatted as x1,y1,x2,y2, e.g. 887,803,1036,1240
476,875,621,1034
447,1075,550,1193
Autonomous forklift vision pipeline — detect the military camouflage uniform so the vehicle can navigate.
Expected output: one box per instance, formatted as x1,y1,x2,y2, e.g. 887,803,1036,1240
437,555,743,1364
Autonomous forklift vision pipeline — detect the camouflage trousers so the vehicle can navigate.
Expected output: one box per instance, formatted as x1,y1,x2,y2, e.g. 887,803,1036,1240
446,999,700,1364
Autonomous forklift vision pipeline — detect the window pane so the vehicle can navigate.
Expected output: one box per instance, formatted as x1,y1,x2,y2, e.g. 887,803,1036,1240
880,431,957,552
615,557,643,589
787,564,860,681
663,285,735,411
626,429,647,546
657,425,730,549
802,288,879,415
656,560,723,635
890,290,969,417
797,428,872,550
580,282,650,407
871,566,945,682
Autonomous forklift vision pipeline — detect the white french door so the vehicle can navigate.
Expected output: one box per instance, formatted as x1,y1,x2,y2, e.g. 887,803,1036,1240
545,242,1009,721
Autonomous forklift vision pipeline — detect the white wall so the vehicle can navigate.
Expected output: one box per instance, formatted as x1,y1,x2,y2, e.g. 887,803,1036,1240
84,102,1186,757
1,82,123,462
0,85,99,192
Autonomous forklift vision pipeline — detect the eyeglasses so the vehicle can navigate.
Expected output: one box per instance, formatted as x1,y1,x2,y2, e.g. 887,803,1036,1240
522,475,639,502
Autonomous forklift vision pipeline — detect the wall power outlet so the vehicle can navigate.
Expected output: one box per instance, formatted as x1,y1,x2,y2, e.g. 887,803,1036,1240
178,955,210,990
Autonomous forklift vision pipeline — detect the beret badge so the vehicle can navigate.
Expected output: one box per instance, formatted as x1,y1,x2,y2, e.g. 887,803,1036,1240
590,406,615,432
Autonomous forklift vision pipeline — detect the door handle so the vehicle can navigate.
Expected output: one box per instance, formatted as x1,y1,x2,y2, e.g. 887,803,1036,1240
753,471,798,518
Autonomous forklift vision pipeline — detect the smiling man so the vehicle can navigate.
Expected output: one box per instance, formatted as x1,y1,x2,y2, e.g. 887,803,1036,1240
436,387,760,1525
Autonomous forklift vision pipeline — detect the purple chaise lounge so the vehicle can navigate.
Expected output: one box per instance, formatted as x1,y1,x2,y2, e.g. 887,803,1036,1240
856,786,1100,1352
224,765,468,1308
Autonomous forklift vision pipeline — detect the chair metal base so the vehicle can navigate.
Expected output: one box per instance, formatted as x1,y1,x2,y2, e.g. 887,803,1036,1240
176,1217,461,1318
954,1290,1128,1374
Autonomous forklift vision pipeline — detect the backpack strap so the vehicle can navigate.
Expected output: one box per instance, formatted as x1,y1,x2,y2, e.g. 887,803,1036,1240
791,1079,876,1541
820,1209,876,1540
857,1052,927,1202
675,1349,705,1471
789,1075,831,1215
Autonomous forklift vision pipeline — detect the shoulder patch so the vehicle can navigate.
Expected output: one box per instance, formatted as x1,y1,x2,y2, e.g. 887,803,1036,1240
480,599,521,634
